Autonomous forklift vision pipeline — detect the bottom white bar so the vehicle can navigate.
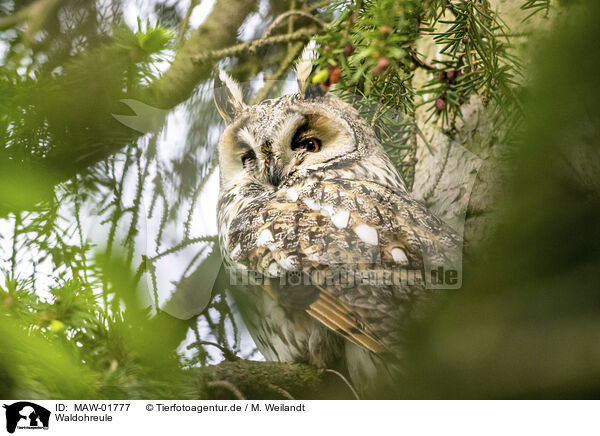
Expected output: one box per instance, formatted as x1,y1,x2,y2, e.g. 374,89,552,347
1,400,597,435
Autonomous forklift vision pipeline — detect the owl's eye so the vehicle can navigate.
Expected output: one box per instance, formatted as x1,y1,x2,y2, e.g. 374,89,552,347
293,137,321,153
240,149,256,167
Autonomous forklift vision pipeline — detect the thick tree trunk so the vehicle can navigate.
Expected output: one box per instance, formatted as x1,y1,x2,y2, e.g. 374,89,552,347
410,0,553,252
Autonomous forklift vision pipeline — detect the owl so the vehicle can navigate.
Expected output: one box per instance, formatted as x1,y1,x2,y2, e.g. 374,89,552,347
214,70,460,396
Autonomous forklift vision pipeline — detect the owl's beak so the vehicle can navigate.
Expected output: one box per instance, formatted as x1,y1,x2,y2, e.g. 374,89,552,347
266,156,282,187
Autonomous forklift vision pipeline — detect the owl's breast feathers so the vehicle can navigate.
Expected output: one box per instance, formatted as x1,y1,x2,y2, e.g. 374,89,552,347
218,177,460,355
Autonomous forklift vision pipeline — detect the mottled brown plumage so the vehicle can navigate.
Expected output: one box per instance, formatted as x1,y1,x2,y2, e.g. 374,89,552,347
215,74,460,394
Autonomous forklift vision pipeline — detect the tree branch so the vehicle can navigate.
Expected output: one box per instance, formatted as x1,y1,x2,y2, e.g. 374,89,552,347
198,360,354,400
191,27,317,63
409,50,436,71
263,10,326,38
0,0,256,217
0,0,60,32
250,41,305,104
144,0,257,109
176,0,200,48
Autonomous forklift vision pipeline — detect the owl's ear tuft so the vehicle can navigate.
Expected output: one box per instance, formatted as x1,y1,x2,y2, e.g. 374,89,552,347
214,70,247,122
295,43,318,93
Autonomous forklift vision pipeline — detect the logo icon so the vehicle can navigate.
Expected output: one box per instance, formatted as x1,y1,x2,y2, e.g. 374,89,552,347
2,402,50,434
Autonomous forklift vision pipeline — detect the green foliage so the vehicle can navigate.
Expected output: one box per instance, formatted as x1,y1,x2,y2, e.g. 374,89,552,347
308,0,523,184
0,252,200,399
135,21,173,55
401,0,600,398
0,16,175,216
420,0,521,132
310,0,423,185
521,0,551,20
0,3,219,399
5,0,597,400
314,0,420,91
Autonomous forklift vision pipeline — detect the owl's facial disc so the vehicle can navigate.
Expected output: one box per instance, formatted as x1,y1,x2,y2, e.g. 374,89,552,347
271,110,355,180
218,104,355,190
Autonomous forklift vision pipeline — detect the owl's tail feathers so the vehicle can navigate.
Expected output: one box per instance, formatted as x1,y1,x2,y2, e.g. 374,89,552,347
307,290,386,354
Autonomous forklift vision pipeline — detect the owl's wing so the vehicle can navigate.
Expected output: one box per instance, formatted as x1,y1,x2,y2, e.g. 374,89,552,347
226,178,461,353
307,284,386,352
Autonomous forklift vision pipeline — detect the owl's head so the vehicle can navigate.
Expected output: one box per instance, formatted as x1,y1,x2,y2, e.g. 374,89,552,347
215,72,394,192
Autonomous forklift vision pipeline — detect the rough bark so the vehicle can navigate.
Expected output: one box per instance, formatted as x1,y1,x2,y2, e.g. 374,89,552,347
197,360,354,400
411,0,553,253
